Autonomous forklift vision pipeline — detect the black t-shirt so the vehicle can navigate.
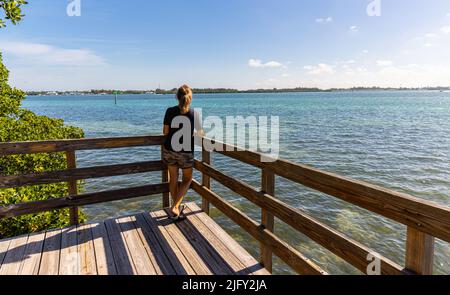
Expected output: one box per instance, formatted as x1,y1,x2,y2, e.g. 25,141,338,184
163,106,201,153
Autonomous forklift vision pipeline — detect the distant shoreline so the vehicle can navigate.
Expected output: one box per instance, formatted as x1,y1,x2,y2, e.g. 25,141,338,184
26,87,450,96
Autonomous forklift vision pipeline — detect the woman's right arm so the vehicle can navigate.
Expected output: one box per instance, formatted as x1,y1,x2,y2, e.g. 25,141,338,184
163,108,170,136
163,125,169,136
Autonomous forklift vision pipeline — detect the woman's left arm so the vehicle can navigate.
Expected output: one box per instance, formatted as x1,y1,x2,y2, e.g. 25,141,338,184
194,110,205,137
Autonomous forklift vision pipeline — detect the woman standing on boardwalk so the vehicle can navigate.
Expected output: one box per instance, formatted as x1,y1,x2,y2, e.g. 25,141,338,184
162,85,202,221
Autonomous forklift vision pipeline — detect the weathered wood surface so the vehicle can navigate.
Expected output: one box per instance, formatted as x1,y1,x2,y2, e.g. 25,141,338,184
194,160,405,275
18,232,45,275
0,183,169,219
187,203,269,275
91,222,117,275
77,224,97,275
161,146,170,208
405,227,435,275
0,234,29,275
0,203,269,275
0,161,166,189
59,226,79,275
38,229,62,275
150,209,213,275
201,148,211,214
198,138,450,244
66,150,79,226
191,180,327,275
0,135,165,156
260,167,275,273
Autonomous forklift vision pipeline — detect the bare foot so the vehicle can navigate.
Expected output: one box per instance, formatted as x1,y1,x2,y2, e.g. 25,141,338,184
170,206,180,217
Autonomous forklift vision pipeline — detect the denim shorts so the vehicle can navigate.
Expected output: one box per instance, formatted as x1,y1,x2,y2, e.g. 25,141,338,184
162,148,194,169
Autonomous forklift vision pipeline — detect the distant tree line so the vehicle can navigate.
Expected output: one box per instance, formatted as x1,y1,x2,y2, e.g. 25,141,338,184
26,86,450,96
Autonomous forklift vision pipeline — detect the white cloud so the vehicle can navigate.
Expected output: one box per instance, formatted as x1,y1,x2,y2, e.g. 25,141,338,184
376,60,393,67
337,59,356,65
362,50,369,54
304,63,335,75
447,12,450,17
441,26,450,34
301,64,450,89
248,59,283,68
424,43,434,48
281,73,291,78
316,17,333,24
343,66,366,75
425,33,437,38
0,41,105,66
349,26,359,33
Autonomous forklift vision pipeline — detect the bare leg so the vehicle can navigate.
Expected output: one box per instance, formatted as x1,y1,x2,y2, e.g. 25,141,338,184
172,168,193,212
168,165,179,215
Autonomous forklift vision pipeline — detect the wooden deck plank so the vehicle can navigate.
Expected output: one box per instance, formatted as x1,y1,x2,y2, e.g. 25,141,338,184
167,207,234,275
0,207,267,276
38,229,62,275
147,210,213,275
104,218,136,275
59,226,79,275
18,231,46,275
77,224,97,275
91,222,117,275
130,214,175,275
0,237,12,269
151,210,215,275
0,234,29,275
186,203,269,275
140,212,193,275
117,216,157,275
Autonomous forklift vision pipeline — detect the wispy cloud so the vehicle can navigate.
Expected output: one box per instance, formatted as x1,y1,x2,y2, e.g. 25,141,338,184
0,41,106,66
248,59,283,68
336,59,356,65
376,60,393,67
316,17,333,24
441,26,450,34
349,26,359,33
425,33,437,38
304,63,335,75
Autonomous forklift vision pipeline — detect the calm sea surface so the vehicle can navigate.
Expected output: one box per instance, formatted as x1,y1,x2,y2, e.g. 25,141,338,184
23,91,450,274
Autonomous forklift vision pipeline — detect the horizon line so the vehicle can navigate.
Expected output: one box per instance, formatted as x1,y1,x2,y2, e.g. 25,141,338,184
25,85,450,93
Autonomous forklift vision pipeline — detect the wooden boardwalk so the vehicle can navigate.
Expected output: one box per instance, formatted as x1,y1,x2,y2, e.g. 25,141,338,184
2,135,448,274
0,203,269,275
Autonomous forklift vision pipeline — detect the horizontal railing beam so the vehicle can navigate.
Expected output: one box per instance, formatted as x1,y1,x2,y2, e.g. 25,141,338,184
0,183,169,219
191,180,327,275
198,138,450,243
0,135,166,156
0,161,166,189
194,160,406,275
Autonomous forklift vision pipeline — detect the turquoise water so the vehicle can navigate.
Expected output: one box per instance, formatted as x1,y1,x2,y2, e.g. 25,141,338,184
22,91,450,274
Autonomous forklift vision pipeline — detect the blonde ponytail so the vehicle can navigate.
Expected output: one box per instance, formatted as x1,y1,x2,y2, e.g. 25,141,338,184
177,85,193,114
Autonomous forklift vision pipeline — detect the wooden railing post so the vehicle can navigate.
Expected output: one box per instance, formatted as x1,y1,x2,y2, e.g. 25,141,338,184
161,145,170,208
201,142,211,215
260,167,275,273
405,227,435,274
65,150,79,226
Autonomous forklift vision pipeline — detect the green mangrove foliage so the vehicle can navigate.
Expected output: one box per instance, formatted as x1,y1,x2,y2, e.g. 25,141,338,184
0,0,27,28
0,54,85,238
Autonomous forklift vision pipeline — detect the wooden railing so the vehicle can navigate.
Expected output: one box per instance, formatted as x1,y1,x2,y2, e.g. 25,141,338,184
0,135,170,222
193,137,450,275
1,135,449,275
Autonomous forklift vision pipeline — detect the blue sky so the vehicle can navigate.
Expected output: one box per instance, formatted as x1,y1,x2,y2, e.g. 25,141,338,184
1,0,450,90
